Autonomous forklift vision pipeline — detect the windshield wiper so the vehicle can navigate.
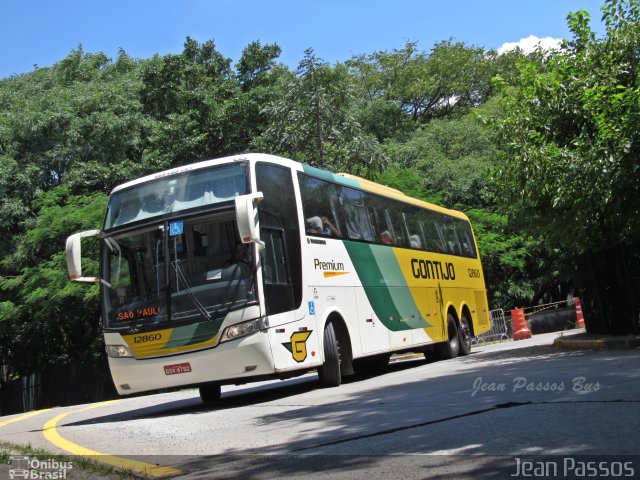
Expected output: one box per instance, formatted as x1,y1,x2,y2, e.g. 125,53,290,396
171,261,212,320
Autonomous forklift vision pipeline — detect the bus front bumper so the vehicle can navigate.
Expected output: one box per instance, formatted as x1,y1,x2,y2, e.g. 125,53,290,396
106,331,275,395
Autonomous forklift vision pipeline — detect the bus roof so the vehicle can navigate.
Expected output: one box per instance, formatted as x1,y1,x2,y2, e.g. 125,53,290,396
110,153,469,222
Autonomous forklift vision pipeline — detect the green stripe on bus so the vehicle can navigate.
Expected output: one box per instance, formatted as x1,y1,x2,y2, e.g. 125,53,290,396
164,317,224,348
369,246,431,329
302,165,361,188
344,241,429,331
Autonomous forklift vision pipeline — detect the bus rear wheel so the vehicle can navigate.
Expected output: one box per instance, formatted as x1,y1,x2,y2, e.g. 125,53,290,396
458,314,472,356
435,313,460,360
199,383,221,403
318,322,342,387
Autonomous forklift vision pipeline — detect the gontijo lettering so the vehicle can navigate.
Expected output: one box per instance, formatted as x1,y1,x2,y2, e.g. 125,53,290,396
411,258,456,280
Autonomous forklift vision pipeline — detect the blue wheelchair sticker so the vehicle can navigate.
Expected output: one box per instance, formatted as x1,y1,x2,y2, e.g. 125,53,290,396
169,221,184,236
308,301,316,316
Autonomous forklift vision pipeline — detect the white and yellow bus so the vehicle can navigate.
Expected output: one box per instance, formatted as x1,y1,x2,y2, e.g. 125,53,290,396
66,153,490,401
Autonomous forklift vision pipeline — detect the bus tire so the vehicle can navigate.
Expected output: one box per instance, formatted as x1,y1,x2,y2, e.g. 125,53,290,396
318,322,342,387
458,313,472,356
199,383,221,403
435,313,460,360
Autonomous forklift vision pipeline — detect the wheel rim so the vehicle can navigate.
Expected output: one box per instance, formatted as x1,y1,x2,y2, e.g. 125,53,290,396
460,319,472,349
449,318,459,351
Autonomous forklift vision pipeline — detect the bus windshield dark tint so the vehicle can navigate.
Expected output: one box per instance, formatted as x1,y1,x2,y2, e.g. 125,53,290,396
105,162,248,230
102,214,256,330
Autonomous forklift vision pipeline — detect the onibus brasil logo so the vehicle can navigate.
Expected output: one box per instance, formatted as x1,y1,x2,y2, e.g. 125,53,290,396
8,455,73,479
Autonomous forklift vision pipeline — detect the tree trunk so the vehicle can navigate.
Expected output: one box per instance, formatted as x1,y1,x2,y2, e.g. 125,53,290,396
577,243,640,334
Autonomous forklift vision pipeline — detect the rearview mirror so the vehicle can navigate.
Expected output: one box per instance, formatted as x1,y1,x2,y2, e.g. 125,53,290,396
234,192,265,250
65,229,101,282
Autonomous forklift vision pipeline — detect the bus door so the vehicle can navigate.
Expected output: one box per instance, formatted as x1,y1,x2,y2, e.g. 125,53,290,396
426,285,445,343
388,288,421,350
431,283,447,342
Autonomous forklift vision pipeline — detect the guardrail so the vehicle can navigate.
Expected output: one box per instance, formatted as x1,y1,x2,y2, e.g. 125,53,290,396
472,308,511,345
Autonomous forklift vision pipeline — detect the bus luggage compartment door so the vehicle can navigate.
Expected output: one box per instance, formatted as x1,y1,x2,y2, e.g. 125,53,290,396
355,287,390,354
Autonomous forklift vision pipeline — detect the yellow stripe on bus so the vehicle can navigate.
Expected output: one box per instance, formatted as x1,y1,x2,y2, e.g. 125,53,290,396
42,401,180,478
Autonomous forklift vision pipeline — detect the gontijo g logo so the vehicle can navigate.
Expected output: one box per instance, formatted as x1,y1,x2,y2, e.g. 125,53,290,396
282,331,313,362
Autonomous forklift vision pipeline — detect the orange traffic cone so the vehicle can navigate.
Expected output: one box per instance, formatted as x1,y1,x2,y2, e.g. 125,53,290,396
511,308,532,340
574,297,585,328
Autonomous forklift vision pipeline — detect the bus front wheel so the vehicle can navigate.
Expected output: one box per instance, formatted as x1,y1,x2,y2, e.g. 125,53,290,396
435,314,460,360
318,322,342,387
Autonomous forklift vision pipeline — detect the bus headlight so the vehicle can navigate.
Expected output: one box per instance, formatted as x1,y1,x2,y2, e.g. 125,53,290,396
220,318,268,343
105,345,134,358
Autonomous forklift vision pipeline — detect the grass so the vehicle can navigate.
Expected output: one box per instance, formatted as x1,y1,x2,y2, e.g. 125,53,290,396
0,449,10,464
0,440,151,479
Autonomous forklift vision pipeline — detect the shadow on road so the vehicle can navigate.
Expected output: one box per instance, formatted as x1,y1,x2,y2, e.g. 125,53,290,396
53,345,640,479
60,357,432,427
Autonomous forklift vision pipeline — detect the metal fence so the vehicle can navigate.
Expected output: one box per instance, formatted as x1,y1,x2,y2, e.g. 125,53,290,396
0,359,117,415
472,308,512,345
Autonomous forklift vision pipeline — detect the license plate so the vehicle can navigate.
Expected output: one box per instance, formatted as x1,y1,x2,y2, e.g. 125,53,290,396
164,362,192,375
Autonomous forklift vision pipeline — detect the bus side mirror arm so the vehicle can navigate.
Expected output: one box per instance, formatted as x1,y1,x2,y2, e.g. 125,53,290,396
66,229,102,283
235,192,265,250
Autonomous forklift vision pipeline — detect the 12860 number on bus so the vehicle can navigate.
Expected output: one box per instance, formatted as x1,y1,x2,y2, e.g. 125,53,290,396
133,333,163,344
468,268,481,278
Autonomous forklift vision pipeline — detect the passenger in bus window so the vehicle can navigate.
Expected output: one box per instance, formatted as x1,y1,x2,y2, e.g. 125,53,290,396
306,216,340,236
321,216,340,236
380,231,392,244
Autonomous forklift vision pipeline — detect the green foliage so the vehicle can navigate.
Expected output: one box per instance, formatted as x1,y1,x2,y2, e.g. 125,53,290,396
466,209,537,308
257,49,386,176
4,13,621,376
348,40,499,138
386,112,497,208
0,187,105,376
494,0,640,253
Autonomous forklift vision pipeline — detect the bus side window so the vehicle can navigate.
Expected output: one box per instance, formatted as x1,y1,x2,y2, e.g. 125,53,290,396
455,219,477,258
402,208,424,249
298,174,344,238
421,210,446,254
340,187,375,242
261,229,289,285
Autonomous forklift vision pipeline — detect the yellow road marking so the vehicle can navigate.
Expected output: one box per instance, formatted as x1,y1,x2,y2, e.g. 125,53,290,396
42,401,181,478
0,408,51,428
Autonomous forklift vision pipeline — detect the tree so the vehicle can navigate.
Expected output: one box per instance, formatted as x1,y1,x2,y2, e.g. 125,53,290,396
494,0,640,333
223,41,287,153
494,1,640,252
257,49,386,176
139,37,238,167
0,187,106,378
347,40,496,141
387,112,497,208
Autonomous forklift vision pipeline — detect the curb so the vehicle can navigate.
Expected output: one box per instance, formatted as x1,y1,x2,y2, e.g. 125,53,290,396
554,333,640,351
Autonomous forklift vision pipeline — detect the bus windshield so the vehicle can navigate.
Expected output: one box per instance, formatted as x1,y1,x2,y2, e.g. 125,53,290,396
101,213,256,330
104,162,248,230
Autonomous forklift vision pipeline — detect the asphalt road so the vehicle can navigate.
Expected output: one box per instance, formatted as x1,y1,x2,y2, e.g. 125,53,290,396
1,330,639,479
